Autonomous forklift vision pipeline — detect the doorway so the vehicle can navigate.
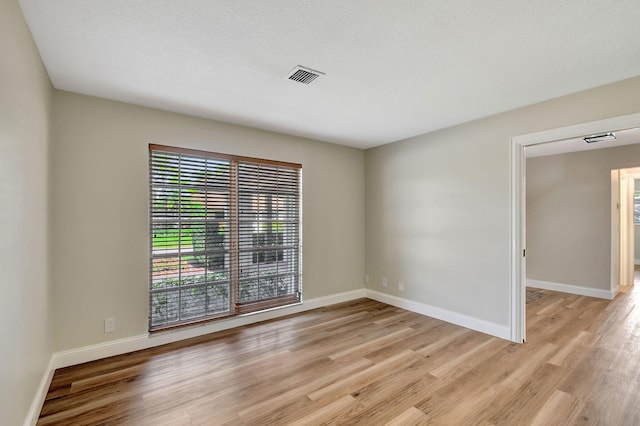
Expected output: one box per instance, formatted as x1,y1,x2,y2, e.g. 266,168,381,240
615,167,640,288
510,112,640,343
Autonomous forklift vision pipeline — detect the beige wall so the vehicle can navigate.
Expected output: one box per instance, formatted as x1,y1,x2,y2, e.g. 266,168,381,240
365,76,640,327
527,145,640,289
51,91,365,351
0,0,53,424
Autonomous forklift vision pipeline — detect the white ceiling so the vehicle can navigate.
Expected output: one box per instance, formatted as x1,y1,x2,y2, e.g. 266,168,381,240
19,0,640,149
525,127,640,158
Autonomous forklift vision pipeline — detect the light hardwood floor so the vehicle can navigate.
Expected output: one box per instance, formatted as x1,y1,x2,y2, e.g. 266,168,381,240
39,287,640,425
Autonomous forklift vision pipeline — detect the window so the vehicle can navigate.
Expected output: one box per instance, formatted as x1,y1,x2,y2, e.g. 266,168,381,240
149,144,301,331
635,192,640,224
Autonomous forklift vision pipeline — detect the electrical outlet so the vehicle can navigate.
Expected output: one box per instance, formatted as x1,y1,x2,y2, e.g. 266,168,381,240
365,274,369,284
104,318,115,333
398,281,404,292
382,278,388,288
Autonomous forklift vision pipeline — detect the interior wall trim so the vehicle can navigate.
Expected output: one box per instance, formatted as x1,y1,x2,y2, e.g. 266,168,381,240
23,356,55,426
510,111,640,344
25,289,366,425
52,289,367,370
27,287,517,424
526,279,617,300
365,289,511,340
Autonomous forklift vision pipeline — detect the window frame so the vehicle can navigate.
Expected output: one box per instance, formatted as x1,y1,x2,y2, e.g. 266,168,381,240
149,144,302,332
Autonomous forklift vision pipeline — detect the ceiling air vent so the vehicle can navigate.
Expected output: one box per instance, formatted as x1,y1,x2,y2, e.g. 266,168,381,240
287,65,324,84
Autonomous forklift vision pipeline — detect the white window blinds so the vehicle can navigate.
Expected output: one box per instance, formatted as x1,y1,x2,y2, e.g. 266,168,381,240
149,145,301,331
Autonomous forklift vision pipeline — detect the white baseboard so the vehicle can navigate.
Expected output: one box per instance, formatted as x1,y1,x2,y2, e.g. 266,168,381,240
28,287,514,425
27,290,364,425
364,289,511,341
526,279,615,300
23,355,55,426
611,284,621,298
52,289,366,369
48,288,516,369
24,289,365,426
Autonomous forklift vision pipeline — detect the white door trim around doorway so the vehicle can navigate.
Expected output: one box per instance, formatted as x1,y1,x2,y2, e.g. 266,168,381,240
616,167,640,287
510,111,640,344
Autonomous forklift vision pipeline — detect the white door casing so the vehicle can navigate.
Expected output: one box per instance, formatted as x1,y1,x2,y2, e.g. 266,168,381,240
510,112,640,343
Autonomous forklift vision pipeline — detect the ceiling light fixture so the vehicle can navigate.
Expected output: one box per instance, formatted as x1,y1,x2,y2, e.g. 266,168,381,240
583,132,616,143
286,65,324,85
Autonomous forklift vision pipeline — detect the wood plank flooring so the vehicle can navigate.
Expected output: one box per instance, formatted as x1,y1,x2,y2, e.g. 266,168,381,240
39,286,640,425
